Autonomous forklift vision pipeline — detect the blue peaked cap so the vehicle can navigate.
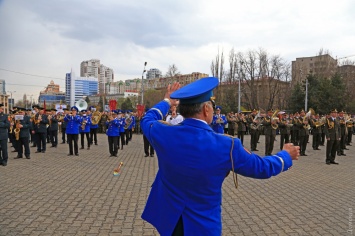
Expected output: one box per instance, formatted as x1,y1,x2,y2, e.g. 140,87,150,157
71,106,79,112
170,77,219,104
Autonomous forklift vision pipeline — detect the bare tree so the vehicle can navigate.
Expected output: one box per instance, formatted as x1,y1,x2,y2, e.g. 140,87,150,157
165,64,181,84
210,48,225,84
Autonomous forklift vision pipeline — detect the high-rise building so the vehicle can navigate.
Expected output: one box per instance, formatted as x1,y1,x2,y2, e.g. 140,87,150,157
80,59,114,94
80,59,100,78
65,70,98,107
146,68,162,79
99,64,114,94
0,79,5,94
38,80,65,108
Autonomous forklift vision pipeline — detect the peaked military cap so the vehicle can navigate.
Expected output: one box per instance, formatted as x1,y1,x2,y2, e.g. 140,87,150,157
117,109,122,114
170,77,219,105
216,106,222,110
81,109,87,112
32,105,40,109
71,106,79,112
51,108,57,112
112,110,119,114
330,109,338,113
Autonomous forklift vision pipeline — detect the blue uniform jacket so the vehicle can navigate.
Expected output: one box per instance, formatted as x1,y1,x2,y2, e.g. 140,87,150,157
141,100,293,236
128,116,135,129
119,117,125,133
64,115,82,134
211,114,227,134
106,118,120,136
80,116,91,133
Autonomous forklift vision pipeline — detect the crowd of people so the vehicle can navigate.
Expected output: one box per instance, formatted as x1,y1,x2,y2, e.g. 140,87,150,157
213,107,354,165
1,104,140,166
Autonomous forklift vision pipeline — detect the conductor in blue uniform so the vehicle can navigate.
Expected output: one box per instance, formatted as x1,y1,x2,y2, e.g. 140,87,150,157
141,77,300,236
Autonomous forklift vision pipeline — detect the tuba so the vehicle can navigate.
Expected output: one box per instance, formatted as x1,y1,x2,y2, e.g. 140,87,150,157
250,111,262,130
74,99,88,112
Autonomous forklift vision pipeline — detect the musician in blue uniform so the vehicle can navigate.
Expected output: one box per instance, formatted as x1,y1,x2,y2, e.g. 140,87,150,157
79,110,91,150
0,103,10,166
118,110,126,150
141,77,300,236
64,106,82,156
106,110,120,157
211,106,227,134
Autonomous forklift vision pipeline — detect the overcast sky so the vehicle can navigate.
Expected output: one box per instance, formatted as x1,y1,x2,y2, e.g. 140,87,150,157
0,0,354,102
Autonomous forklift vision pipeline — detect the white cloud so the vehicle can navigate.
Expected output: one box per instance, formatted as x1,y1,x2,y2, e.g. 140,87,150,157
1,0,354,101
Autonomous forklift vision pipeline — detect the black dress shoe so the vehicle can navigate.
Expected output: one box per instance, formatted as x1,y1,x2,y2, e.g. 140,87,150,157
11,150,17,152
87,147,90,150
316,148,321,150
67,154,73,156
110,155,114,157
75,153,79,156
95,143,98,145
341,153,346,156
121,147,123,150
303,154,308,156
2,162,7,166
114,155,118,157
330,161,339,165
61,142,65,144
326,161,331,165
150,154,154,157
344,148,349,150
41,151,45,153
14,156,23,159
80,147,84,150
144,154,149,157
26,156,31,159
35,151,41,153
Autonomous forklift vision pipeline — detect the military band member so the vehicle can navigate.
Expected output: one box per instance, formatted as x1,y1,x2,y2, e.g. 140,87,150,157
48,108,59,148
292,112,302,146
13,108,31,159
247,109,261,151
299,115,310,156
106,110,120,157
262,109,278,155
88,106,99,146
64,106,82,156
226,112,237,136
60,108,68,144
236,112,247,145
118,110,126,150
311,114,322,150
79,110,91,150
211,106,227,134
100,111,108,133
324,109,340,165
346,112,353,145
34,107,48,153
140,78,300,235
278,113,290,150
337,110,347,156
0,103,10,166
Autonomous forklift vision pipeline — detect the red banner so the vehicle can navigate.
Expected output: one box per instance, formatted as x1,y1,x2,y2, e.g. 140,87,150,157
109,100,117,111
137,104,145,117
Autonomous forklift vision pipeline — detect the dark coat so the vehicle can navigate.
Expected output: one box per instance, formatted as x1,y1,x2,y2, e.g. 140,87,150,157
0,112,10,140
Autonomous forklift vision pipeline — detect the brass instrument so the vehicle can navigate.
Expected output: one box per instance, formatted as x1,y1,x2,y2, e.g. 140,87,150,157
250,111,261,130
48,115,52,126
14,115,24,141
35,114,42,127
91,110,102,125
271,109,280,130
124,115,132,129
9,115,14,134
81,116,88,130
327,118,334,129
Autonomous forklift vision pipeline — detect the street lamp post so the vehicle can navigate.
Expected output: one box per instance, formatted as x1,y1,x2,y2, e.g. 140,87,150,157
141,62,147,105
7,90,16,110
238,62,243,113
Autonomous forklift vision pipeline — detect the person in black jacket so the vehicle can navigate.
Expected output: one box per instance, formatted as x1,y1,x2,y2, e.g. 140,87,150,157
0,103,10,166
14,108,31,159
49,109,59,148
34,107,48,153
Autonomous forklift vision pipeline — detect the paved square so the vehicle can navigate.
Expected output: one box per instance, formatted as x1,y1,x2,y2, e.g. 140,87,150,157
1,134,354,235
